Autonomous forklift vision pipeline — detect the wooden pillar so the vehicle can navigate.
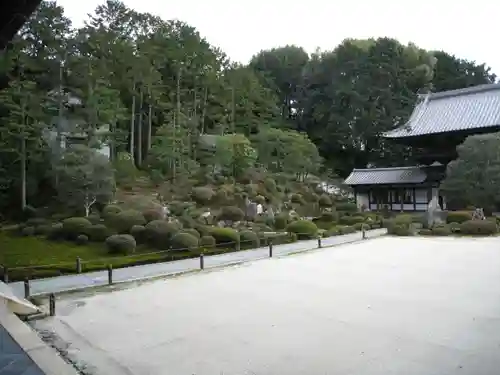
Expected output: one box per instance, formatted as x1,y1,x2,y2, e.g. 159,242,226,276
400,189,404,212
413,188,417,211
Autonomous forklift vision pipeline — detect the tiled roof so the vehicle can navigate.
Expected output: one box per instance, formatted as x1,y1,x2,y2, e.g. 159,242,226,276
344,166,427,185
384,83,500,138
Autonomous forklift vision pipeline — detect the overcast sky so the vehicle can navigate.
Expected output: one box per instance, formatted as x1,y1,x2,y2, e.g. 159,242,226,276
56,0,500,76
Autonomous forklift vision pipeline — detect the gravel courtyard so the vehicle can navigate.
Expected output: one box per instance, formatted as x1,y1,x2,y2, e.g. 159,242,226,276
33,236,500,375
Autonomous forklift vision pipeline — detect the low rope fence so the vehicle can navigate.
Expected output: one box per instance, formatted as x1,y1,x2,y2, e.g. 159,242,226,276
3,227,380,300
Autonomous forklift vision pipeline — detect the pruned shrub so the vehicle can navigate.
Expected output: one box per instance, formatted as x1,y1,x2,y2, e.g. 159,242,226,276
86,224,111,242
388,224,413,236
102,204,122,218
319,211,338,223
446,211,472,224
130,225,146,243
87,214,101,225
324,227,341,237
431,226,452,236
210,227,240,249
21,226,35,236
106,234,136,255
393,214,413,225
106,210,146,234
264,178,277,192
76,234,89,245
335,202,358,212
191,186,215,204
171,232,199,251
144,220,180,249
290,193,304,204
318,194,332,207
240,230,260,249
260,232,293,246
338,225,357,235
254,195,266,205
218,206,244,222
460,220,498,235
46,223,64,240
26,217,49,227
62,217,92,240
449,222,461,234
274,214,288,230
287,220,318,239
183,228,200,239
34,224,51,236
143,209,164,223
199,235,216,249
339,215,364,225
419,229,432,236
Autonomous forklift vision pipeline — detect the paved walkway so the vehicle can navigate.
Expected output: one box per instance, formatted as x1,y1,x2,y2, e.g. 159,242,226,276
10,229,387,297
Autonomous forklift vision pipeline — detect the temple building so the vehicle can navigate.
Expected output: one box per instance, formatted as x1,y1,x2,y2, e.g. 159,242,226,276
345,83,500,211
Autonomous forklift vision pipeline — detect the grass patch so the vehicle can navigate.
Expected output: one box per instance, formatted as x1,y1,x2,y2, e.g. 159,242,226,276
0,232,239,282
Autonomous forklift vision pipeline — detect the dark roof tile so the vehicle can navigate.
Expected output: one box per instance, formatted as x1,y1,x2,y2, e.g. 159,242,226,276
344,166,427,185
384,83,500,138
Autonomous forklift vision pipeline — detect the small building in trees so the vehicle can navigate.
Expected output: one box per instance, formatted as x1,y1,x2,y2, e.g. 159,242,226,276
344,83,500,211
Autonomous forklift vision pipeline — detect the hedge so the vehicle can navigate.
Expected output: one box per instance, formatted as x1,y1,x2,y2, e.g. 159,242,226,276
182,228,201,239
446,211,472,224
335,202,358,212
339,216,364,226
460,220,497,235
199,235,216,249
273,214,288,230
286,220,318,239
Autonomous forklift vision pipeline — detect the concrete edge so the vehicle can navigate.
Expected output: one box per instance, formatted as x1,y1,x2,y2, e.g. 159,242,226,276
0,308,79,374
31,231,387,300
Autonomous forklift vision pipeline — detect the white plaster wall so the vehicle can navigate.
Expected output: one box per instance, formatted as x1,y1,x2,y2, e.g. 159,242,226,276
415,189,428,204
356,193,369,210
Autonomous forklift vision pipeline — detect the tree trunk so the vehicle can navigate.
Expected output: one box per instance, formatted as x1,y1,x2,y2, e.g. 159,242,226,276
200,86,208,135
147,86,152,153
137,88,144,166
20,136,27,211
130,80,136,163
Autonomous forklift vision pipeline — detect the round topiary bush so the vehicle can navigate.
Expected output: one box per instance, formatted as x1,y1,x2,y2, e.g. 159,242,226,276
240,230,260,249
143,209,164,223
130,225,146,243
274,214,288,230
446,211,472,224
286,220,318,239
460,220,498,235
86,224,111,242
431,226,452,236
76,234,89,245
171,232,199,251
26,217,49,227
191,186,215,204
264,178,277,192
102,204,122,218
419,228,433,236
62,217,92,240
290,193,304,204
144,220,181,249
183,228,200,239
199,235,216,249
106,210,146,234
105,234,136,255
21,226,35,236
218,206,244,222
339,215,365,226
254,195,266,205
319,211,338,223
318,194,332,207
210,227,240,249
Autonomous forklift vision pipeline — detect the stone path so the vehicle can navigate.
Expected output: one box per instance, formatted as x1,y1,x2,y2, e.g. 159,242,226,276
10,229,386,297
